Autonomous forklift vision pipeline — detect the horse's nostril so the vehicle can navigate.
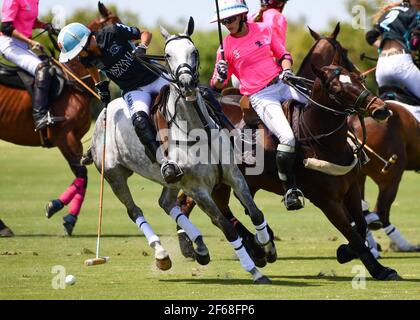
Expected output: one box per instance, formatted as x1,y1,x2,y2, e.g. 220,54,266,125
373,108,393,123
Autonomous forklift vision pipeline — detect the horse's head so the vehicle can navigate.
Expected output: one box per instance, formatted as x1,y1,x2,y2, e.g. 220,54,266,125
87,1,122,32
160,17,200,101
298,23,359,78
311,61,391,122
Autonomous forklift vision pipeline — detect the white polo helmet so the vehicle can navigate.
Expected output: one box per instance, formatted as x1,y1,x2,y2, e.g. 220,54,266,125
210,0,249,23
57,23,91,63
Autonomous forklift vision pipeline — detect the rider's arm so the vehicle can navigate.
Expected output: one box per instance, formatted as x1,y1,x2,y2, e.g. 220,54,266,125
0,22,40,48
366,26,381,49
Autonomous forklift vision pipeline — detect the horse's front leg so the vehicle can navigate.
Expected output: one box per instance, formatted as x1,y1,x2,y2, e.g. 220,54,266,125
188,187,271,284
46,131,87,235
222,164,277,263
158,187,210,265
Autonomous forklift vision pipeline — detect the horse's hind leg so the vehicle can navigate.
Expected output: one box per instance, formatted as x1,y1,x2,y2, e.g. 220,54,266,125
222,165,277,263
317,199,400,280
159,187,210,265
46,132,88,236
106,165,171,271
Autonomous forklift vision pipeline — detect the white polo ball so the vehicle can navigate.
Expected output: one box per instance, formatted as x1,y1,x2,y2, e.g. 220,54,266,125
65,274,76,286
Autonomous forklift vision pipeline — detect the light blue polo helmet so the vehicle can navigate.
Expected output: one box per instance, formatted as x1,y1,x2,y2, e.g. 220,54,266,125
57,23,91,63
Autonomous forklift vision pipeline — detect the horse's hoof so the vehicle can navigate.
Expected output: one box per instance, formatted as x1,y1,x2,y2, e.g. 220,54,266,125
62,214,77,236
156,257,172,271
336,244,357,264
254,257,267,268
265,242,277,264
45,199,64,219
0,227,14,237
177,230,195,259
195,252,210,266
376,267,402,281
368,220,383,231
390,242,420,252
254,275,272,285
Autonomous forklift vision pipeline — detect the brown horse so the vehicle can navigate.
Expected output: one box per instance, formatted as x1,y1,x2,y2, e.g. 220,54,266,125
179,53,400,279
298,24,420,252
0,3,119,236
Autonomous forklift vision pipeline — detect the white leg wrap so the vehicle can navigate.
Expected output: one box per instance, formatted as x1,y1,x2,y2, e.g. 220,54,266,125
366,229,378,251
383,224,412,251
170,206,201,242
255,220,270,245
230,238,255,272
135,216,160,245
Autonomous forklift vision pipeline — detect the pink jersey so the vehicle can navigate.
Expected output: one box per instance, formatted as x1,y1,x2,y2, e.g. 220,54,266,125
211,22,290,96
1,0,39,38
249,9,288,47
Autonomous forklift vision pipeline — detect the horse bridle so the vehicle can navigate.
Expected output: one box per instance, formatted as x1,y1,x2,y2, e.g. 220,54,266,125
164,34,200,88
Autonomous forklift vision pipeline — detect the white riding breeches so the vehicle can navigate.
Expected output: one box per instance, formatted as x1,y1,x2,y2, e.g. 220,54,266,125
376,53,420,100
0,36,41,75
249,81,307,147
123,77,170,118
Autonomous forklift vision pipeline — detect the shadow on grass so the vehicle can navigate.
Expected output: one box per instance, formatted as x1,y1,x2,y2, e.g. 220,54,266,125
159,278,320,287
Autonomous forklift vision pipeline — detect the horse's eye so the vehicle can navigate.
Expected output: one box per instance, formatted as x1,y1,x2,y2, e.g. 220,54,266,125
165,54,171,59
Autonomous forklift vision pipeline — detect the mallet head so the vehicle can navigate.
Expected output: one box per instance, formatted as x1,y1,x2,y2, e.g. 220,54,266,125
84,256,110,266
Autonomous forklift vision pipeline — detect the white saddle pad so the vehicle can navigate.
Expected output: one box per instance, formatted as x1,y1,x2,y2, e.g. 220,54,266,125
385,100,420,123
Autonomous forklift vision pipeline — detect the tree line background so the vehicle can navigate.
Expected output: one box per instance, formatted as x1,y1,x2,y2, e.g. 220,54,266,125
37,0,391,117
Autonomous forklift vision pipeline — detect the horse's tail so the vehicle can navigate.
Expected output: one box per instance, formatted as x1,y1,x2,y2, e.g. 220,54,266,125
80,147,93,166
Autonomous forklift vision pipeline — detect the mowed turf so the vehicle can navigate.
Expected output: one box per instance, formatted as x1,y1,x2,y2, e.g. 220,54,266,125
0,139,419,300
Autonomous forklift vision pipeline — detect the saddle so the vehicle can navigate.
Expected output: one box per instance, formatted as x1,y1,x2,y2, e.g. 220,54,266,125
379,86,420,107
0,60,66,101
151,84,171,156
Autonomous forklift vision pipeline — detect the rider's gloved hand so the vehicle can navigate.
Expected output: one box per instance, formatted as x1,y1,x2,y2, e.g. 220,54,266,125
95,81,111,105
133,43,148,61
215,60,228,82
279,69,294,82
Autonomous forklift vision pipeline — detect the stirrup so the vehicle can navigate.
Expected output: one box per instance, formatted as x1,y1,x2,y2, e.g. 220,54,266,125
284,188,305,211
161,160,184,184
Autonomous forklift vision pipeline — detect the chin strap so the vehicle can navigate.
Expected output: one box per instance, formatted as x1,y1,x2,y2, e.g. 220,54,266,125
237,14,246,34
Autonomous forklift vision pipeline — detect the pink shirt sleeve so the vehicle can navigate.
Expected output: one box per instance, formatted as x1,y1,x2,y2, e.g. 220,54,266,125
263,9,288,47
1,0,19,22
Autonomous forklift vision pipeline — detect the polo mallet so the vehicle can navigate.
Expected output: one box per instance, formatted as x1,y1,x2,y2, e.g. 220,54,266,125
85,104,110,266
360,52,378,62
348,132,398,174
215,0,225,60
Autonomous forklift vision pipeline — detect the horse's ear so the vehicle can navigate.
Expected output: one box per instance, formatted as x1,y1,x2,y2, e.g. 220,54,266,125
332,49,341,65
98,2,110,18
331,22,340,39
311,63,326,81
184,17,195,36
160,25,170,40
308,26,320,40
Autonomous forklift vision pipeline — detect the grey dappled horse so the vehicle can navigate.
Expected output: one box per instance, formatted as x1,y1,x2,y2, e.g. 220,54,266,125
89,17,275,284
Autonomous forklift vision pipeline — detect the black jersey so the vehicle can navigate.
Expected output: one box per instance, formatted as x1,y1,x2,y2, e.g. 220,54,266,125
366,5,420,50
80,23,159,93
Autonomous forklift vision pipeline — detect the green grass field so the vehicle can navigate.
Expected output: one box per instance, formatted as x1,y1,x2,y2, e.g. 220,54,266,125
1,138,419,300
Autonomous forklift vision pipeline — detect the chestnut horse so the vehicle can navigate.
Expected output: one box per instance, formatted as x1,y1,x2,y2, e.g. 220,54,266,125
0,3,119,236
179,55,400,279
298,24,420,252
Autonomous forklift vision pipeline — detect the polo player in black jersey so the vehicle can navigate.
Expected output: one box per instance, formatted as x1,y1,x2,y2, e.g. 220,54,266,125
57,22,182,183
366,0,420,100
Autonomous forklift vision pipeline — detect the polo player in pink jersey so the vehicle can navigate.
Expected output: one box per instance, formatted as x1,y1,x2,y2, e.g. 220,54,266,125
210,0,306,211
251,0,289,47
0,0,64,130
